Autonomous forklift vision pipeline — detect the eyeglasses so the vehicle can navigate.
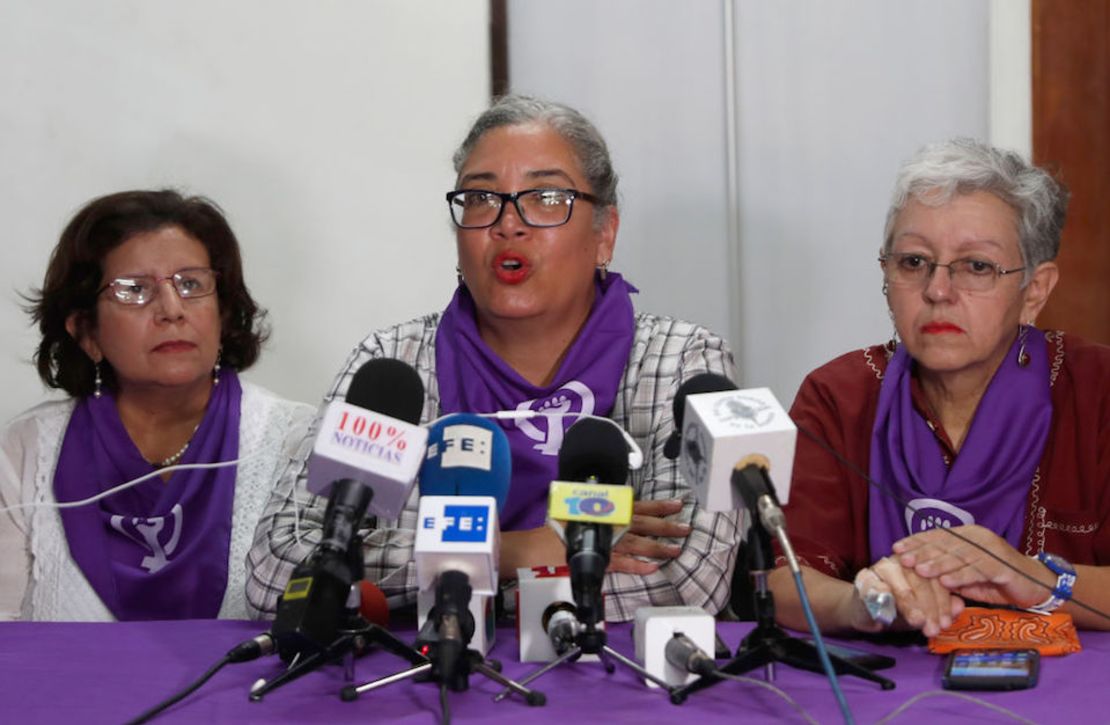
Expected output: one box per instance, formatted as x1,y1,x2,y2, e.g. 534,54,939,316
97,267,219,306
879,253,1025,292
445,188,601,229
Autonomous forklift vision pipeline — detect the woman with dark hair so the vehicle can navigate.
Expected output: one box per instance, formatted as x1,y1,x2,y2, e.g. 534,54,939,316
247,96,741,621
0,190,312,621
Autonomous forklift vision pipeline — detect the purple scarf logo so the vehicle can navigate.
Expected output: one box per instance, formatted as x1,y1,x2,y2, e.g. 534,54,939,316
109,503,184,574
904,498,974,535
513,380,596,456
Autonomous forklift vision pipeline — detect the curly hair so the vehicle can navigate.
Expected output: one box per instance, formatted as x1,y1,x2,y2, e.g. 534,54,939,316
26,189,269,397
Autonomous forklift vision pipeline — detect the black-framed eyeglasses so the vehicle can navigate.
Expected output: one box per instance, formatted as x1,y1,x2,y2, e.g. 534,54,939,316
879,253,1025,292
97,267,219,306
445,188,601,229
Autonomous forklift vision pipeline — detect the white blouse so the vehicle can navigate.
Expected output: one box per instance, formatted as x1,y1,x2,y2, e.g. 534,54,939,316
0,382,313,621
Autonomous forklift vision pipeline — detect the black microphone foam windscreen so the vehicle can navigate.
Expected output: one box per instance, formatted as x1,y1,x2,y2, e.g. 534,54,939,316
345,358,425,424
663,373,738,459
557,418,630,484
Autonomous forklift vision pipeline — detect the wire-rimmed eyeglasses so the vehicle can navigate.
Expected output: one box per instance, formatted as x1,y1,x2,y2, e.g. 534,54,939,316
97,267,219,306
879,253,1025,292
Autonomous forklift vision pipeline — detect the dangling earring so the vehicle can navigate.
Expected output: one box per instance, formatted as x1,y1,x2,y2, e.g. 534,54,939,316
885,307,899,353
93,360,103,399
456,265,463,286
881,281,889,296
1016,323,1031,367
885,331,900,354
597,259,610,281
213,349,222,385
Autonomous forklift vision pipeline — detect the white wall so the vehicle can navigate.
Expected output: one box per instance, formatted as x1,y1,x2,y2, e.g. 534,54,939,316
0,1,490,423
734,0,990,401
510,0,1008,404
1,1,1032,423
509,0,734,352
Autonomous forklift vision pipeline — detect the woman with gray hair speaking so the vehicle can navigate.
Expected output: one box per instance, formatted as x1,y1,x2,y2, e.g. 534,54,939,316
768,138,1110,635
247,95,741,622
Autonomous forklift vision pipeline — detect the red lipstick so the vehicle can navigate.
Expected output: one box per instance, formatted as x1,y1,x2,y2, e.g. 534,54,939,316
152,340,197,353
921,321,964,334
492,252,529,285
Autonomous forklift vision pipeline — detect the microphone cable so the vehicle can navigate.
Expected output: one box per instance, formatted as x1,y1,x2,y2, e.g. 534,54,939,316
757,492,855,723
427,409,646,471
873,689,1036,725
665,633,819,725
122,633,274,725
0,453,263,514
793,420,1110,626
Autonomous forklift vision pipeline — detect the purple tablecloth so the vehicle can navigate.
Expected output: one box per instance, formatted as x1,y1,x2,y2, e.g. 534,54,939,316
0,619,1107,723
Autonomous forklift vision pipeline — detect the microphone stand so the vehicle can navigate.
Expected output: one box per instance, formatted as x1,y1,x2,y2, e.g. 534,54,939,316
670,495,894,704
494,603,676,702
496,514,676,701
342,571,545,719
249,536,428,701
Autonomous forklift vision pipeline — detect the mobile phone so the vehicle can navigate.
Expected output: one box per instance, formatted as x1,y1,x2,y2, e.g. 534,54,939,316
942,649,1040,691
804,639,896,671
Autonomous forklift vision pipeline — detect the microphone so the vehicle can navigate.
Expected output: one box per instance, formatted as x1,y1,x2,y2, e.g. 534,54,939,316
548,418,633,634
634,606,717,687
228,579,391,667
358,579,390,629
675,376,796,512
306,358,428,520
414,413,511,659
516,566,600,663
419,413,512,512
663,373,738,460
415,569,476,692
271,358,426,661
665,634,717,678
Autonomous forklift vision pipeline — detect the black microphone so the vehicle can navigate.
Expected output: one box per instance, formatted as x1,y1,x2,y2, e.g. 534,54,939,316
664,633,718,678
416,569,476,692
557,418,631,635
541,601,580,656
271,358,425,661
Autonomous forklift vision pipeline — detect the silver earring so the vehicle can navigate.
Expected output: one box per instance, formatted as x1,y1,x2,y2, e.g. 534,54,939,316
882,280,889,295
213,349,222,385
1017,323,1031,368
597,259,610,281
93,361,103,399
456,265,463,285
885,307,899,352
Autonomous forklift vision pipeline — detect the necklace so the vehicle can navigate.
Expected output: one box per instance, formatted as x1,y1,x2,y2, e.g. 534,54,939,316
157,440,191,469
151,423,201,469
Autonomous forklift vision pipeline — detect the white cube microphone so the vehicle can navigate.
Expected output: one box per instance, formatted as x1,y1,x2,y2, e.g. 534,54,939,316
678,386,796,511
634,606,717,688
414,495,500,655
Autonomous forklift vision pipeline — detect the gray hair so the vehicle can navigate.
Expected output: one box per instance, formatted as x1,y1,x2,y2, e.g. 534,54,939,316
452,95,619,222
882,138,1068,281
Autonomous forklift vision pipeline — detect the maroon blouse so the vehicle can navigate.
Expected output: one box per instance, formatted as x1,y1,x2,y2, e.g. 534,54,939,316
783,331,1110,580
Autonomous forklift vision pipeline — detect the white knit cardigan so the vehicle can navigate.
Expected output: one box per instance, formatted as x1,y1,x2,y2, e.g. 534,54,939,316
0,382,313,621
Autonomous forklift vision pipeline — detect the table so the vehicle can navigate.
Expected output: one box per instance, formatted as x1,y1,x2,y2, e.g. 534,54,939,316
1,619,1106,723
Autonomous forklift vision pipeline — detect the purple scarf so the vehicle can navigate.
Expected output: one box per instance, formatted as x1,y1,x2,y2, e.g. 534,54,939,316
435,272,636,530
54,371,242,620
868,329,1052,560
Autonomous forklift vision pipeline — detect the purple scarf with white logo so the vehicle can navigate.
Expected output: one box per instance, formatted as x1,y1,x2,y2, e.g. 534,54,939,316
54,371,241,620
435,273,636,530
868,329,1052,560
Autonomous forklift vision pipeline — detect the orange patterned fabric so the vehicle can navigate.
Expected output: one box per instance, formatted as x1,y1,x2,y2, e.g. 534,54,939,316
928,606,1082,656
